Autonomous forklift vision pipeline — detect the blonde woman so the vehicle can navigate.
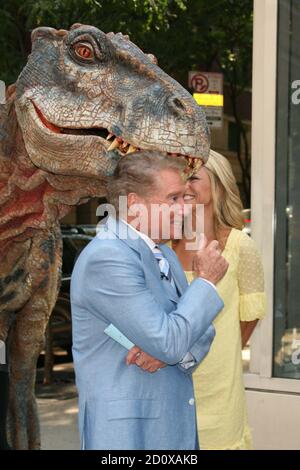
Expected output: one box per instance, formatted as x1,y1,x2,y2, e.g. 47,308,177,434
172,150,266,450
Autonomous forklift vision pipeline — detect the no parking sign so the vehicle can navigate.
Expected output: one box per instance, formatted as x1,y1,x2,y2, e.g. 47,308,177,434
189,73,209,93
188,71,223,128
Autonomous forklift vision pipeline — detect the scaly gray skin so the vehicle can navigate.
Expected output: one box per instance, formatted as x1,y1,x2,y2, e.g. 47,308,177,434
0,23,209,449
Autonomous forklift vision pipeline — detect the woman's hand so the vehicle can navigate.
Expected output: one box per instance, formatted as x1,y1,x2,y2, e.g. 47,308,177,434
126,346,167,373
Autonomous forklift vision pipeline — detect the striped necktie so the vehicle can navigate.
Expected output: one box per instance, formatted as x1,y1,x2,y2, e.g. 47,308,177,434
153,247,176,288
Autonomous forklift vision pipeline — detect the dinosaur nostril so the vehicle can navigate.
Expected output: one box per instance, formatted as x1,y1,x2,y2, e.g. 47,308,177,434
169,96,187,113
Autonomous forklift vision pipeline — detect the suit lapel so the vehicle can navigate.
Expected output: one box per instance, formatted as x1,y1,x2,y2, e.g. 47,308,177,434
106,217,180,303
139,240,180,304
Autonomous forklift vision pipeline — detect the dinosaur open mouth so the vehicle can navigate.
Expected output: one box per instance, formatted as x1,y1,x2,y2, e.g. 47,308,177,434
32,102,203,175
33,102,109,137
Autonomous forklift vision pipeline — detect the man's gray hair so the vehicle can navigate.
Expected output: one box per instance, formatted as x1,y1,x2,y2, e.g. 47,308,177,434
106,151,187,210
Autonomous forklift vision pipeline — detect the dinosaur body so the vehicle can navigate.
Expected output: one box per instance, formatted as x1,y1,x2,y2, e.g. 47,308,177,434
0,24,209,449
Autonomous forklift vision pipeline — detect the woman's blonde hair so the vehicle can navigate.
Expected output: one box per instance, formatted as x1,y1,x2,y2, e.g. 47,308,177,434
204,149,244,233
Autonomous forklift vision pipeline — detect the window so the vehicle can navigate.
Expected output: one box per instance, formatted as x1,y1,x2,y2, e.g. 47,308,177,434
273,0,300,380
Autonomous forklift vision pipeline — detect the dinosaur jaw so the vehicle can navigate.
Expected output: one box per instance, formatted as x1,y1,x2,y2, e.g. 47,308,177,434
33,103,137,156
31,101,203,176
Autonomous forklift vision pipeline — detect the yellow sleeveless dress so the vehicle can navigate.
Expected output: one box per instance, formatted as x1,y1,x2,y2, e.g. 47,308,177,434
180,229,266,449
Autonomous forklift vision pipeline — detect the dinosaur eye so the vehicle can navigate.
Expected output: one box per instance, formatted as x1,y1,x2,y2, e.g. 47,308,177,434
73,42,94,60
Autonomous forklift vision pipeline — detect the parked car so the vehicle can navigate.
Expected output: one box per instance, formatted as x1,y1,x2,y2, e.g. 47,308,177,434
61,224,97,238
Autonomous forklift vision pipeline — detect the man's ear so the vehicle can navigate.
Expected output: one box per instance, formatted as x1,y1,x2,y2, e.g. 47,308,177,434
127,192,147,219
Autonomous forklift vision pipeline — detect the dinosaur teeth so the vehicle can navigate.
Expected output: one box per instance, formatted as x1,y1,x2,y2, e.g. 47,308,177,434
107,137,137,154
107,137,119,151
126,145,137,154
106,133,114,140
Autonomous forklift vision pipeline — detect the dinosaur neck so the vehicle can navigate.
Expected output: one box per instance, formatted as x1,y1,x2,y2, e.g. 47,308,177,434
0,100,102,248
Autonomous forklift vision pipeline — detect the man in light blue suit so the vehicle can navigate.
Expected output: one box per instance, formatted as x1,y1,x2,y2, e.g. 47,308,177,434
71,152,228,450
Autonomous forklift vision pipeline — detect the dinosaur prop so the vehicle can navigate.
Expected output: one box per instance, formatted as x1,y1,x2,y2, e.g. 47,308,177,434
0,23,210,449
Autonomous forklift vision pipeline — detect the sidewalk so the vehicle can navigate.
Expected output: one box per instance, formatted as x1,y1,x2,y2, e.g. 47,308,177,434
38,396,79,450
36,361,80,450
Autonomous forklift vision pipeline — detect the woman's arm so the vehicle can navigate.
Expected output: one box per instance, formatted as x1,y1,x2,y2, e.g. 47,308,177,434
240,319,259,349
238,234,267,348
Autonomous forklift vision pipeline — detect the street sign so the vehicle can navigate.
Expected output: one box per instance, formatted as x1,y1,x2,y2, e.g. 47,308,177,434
188,71,223,128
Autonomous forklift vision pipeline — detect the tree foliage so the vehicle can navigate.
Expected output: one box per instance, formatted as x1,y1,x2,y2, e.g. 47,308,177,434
0,0,186,84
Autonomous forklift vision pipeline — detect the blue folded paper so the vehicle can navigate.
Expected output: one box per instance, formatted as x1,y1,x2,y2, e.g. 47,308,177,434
104,324,134,350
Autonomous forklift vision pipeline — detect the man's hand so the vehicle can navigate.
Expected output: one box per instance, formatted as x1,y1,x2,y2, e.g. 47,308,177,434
126,346,166,373
193,234,229,285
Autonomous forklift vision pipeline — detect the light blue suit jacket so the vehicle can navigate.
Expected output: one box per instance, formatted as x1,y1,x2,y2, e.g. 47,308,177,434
70,217,224,450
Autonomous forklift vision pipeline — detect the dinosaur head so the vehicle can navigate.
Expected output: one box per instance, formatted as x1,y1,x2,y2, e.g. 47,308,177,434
15,24,209,183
